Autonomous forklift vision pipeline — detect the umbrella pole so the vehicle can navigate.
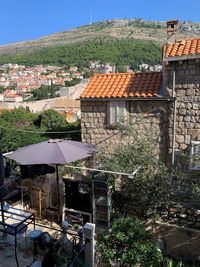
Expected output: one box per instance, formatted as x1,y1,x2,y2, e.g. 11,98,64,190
0,189,5,226
56,165,61,223
0,147,5,226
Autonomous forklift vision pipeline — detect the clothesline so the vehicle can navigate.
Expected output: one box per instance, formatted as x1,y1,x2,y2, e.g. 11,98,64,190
64,164,141,178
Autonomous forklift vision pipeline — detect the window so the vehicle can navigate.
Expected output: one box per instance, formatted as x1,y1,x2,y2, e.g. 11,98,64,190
108,101,126,125
190,141,200,170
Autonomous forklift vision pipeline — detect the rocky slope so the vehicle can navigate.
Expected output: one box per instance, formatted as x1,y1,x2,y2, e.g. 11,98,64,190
0,19,199,56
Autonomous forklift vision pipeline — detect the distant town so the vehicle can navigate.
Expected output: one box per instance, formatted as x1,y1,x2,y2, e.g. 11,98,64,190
0,62,162,103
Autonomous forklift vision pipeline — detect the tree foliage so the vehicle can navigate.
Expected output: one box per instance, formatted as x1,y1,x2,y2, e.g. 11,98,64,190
97,217,162,267
0,39,161,68
96,122,184,218
0,108,80,152
0,86,6,93
28,85,60,101
65,78,81,87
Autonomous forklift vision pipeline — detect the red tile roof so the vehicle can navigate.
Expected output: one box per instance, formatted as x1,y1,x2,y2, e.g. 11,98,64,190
164,38,200,59
81,72,162,99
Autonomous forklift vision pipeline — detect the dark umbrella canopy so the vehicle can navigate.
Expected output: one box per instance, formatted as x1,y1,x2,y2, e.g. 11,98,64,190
5,139,96,223
5,139,96,165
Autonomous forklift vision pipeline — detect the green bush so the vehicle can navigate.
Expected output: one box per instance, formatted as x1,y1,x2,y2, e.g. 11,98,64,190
0,108,81,152
97,217,162,267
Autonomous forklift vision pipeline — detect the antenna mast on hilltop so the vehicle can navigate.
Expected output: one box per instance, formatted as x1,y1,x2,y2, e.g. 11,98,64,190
90,10,93,25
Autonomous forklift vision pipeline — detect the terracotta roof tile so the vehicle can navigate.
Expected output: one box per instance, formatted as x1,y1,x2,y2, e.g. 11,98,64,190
164,38,200,58
81,72,162,99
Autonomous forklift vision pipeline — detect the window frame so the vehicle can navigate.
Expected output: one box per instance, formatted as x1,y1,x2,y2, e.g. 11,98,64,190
190,141,200,171
108,101,127,125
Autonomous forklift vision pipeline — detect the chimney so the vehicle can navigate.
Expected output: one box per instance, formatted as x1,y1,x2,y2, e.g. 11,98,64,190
112,65,116,73
167,20,179,43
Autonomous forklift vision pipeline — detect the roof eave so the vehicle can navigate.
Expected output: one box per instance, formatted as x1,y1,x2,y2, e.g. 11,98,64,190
80,96,175,102
163,54,200,62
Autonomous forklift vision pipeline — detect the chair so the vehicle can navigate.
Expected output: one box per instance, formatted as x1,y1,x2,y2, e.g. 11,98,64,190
45,191,58,226
4,222,28,251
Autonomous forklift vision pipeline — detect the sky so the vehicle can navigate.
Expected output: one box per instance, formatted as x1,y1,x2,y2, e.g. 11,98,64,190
1,0,200,45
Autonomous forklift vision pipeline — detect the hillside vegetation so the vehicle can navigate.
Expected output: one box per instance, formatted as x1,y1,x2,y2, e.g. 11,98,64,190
0,19,199,56
0,19,199,67
0,39,162,67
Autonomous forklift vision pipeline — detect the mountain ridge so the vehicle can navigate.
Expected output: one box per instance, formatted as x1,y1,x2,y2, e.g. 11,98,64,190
1,19,200,56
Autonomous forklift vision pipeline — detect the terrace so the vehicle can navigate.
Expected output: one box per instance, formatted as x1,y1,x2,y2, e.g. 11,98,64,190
0,169,95,267
0,141,96,267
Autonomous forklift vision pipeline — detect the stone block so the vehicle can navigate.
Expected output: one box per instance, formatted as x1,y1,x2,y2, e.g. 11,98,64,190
185,122,195,129
176,135,184,144
176,90,186,97
193,96,200,102
178,102,186,108
194,83,200,89
183,83,188,89
185,135,191,145
186,89,194,96
193,104,199,110
184,116,191,122
190,117,196,123
194,123,200,129
186,103,192,109
179,108,186,115
187,83,195,89
188,129,200,139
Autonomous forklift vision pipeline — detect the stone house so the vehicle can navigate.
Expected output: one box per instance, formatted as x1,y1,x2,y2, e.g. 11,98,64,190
80,71,172,163
163,36,200,169
80,20,200,170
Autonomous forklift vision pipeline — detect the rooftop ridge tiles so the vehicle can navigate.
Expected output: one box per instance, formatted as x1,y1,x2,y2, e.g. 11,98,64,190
164,37,200,58
81,72,162,99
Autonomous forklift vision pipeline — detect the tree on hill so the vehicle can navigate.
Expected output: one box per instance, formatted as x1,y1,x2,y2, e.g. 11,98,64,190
0,39,162,68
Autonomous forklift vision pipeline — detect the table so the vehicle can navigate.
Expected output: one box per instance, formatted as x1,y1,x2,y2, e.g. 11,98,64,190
0,205,35,267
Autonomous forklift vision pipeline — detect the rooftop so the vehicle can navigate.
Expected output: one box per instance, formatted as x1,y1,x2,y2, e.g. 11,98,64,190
80,72,162,99
164,38,200,61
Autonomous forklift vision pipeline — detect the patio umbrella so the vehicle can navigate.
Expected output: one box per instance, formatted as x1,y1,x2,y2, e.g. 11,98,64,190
5,139,96,221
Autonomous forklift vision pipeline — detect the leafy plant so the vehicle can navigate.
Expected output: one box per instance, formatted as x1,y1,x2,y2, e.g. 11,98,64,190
0,107,81,152
95,121,185,219
28,84,60,101
97,217,162,267
65,78,81,87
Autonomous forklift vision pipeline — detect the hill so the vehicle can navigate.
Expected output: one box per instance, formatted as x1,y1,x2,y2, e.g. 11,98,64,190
0,19,199,67
0,39,162,67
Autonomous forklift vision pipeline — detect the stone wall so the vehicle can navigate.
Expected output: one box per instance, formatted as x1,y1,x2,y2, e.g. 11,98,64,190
81,100,171,162
160,202,200,230
163,59,200,152
0,96,80,113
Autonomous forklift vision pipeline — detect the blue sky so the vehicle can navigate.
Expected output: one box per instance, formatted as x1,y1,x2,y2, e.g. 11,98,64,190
1,0,199,45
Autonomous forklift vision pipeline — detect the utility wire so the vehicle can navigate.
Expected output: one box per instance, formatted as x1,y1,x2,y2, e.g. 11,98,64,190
0,125,81,134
